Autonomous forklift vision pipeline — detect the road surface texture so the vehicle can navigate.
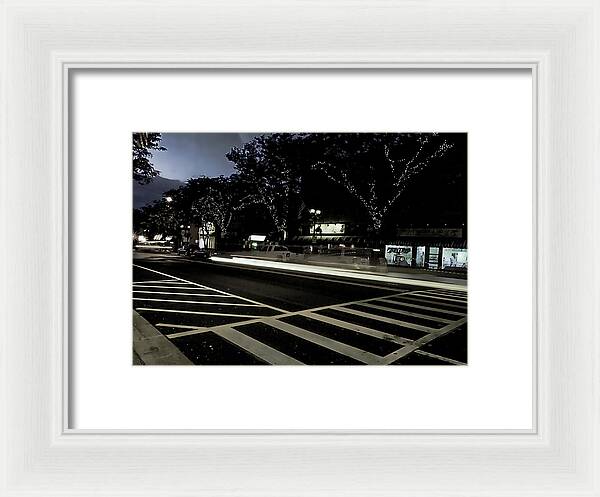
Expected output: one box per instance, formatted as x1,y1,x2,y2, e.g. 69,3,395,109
132,252,467,365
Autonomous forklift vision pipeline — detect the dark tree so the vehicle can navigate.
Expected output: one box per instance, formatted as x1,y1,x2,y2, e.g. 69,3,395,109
171,175,254,246
308,133,454,233
226,134,306,239
133,199,176,237
196,175,254,237
133,132,166,184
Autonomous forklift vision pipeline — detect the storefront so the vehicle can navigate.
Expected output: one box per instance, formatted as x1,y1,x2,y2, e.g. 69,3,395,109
247,234,267,250
442,247,468,269
385,239,467,271
384,245,428,266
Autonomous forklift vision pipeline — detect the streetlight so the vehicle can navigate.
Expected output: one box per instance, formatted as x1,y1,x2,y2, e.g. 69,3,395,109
161,196,175,250
309,208,322,244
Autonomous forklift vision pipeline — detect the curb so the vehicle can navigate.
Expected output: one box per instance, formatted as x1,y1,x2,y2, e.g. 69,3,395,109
132,310,193,365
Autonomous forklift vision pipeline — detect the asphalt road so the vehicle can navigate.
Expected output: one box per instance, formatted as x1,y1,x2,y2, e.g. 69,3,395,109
132,252,468,366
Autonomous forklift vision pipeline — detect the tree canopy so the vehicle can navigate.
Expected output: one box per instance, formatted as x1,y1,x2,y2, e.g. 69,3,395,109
133,132,166,184
133,133,465,244
306,133,454,232
226,134,307,237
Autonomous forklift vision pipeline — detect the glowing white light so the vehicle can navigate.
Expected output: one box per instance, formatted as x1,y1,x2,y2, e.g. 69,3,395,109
210,256,466,291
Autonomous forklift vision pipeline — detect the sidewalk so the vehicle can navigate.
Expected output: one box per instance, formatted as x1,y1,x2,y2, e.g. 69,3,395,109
210,254,467,291
386,264,467,280
132,310,192,365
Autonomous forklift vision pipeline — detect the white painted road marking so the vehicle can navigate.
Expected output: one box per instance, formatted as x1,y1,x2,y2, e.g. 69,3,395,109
394,295,467,311
134,264,287,313
133,291,236,297
133,298,261,306
378,298,466,316
132,285,213,290
408,292,468,304
215,327,303,365
156,323,205,330
264,318,384,365
160,292,412,340
414,349,466,365
133,264,467,365
358,302,454,324
332,306,433,333
381,317,468,364
135,308,267,318
298,311,411,346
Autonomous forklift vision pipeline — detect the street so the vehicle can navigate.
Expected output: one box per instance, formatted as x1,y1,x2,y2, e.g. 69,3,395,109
133,252,468,365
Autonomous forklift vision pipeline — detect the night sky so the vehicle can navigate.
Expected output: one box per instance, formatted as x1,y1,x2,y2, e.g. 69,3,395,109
151,133,260,181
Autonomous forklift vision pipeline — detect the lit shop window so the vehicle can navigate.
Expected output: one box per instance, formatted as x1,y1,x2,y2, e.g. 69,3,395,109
442,248,468,269
314,223,345,234
384,245,412,266
415,246,425,267
428,247,440,269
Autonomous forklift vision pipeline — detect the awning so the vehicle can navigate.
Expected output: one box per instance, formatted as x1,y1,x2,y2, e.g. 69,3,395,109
388,238,467,249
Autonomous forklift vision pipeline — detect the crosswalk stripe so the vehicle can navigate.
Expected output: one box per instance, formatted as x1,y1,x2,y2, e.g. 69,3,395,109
393,295,467,311
421,292,468,303
378,298,466,316
331,306,433,332
299,311,411,346
419,287,466,294
414,349,465,365
264,318,385,365
134,264,287,313
133,291,235,297
154,293,421,341
135,308,266,318
358,302,454,324
381,317,467,364
215,327,303,365
132,298,260,306
165,327,212,338
132,285,210,290
156,323,203,330
427,290,467,297
410,292,468,304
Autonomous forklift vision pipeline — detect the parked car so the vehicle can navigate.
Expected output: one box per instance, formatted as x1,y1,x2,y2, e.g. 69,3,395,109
261,244,291,260
178,244,212,261
189,247,211,260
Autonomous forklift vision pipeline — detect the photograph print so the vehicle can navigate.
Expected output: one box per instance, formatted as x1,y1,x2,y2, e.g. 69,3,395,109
132,132,467,365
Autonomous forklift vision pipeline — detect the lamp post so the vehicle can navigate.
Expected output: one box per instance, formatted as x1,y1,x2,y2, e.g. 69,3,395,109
162,195,176,250
309,208,322,245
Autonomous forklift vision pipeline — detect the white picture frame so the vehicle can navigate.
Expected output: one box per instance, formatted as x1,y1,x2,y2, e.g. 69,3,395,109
1,0,599,495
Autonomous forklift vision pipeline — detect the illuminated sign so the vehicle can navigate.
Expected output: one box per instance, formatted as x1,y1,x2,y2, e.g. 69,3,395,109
314,223,345,234
396,228,463,238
